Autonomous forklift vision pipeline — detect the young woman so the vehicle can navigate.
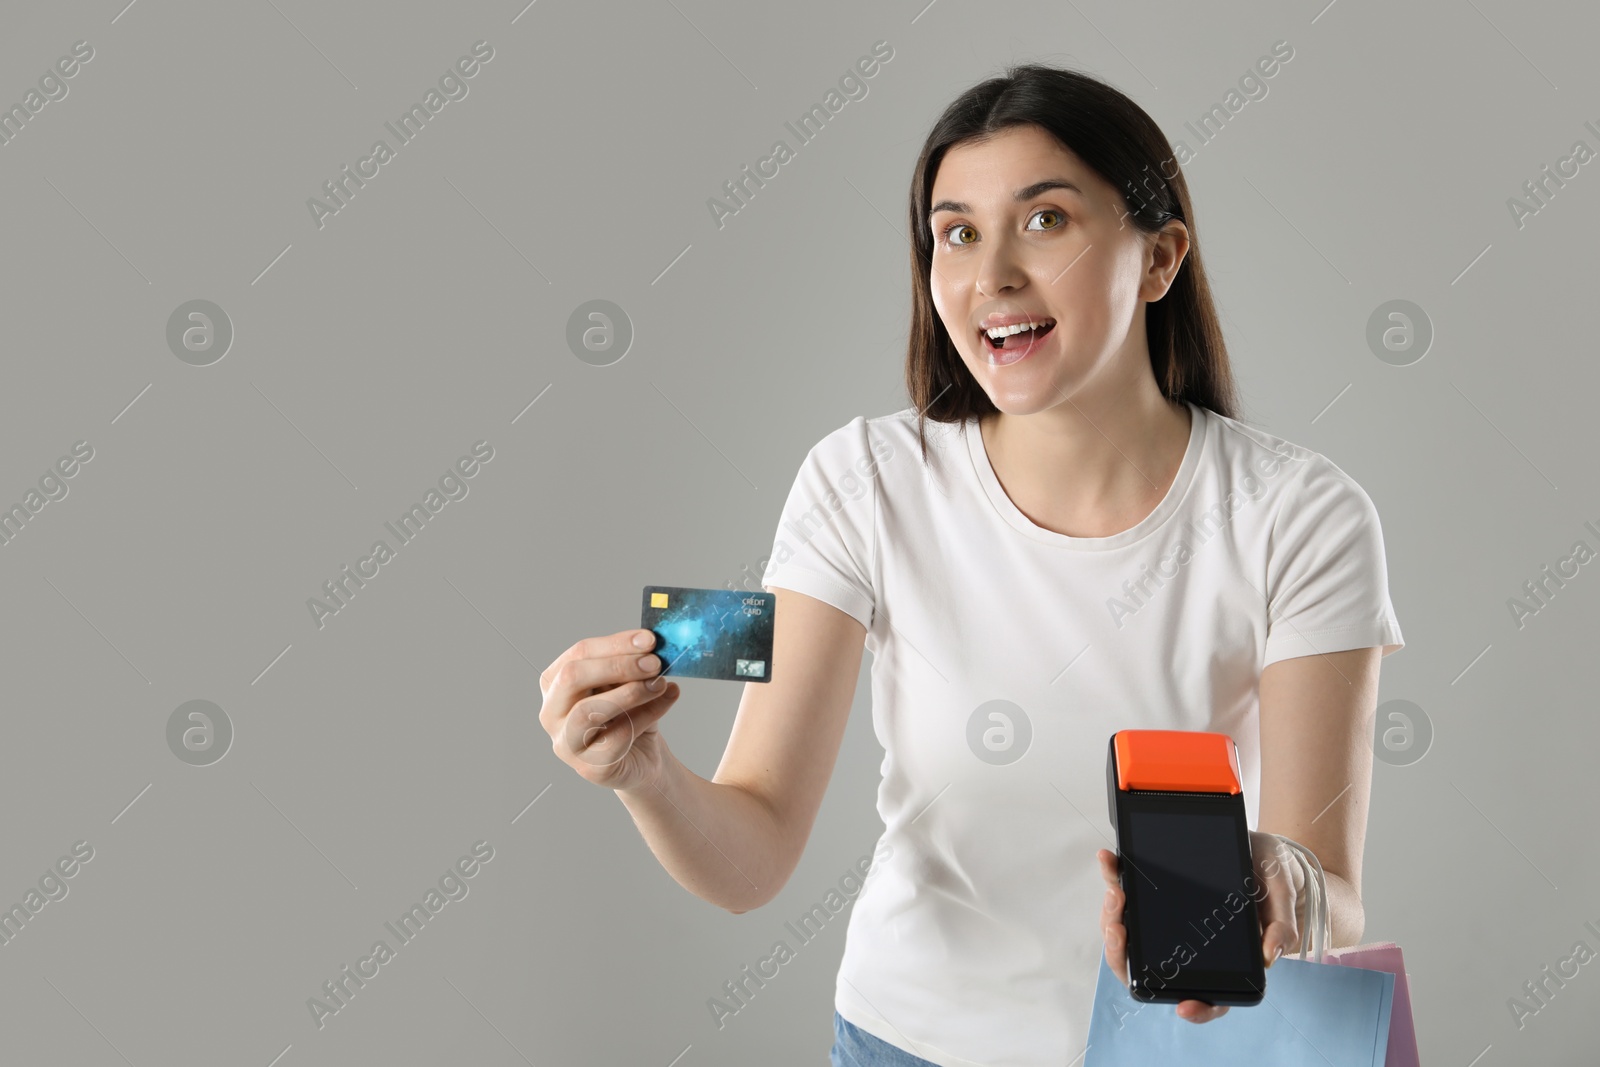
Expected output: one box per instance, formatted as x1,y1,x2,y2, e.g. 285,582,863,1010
539,64,1403,1067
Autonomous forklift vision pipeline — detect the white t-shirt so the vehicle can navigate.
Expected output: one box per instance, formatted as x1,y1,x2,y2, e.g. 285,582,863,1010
759,400,1404,1067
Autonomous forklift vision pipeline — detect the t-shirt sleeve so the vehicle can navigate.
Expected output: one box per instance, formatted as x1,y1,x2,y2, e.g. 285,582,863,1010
1262,455,1404,668
759,417,878,631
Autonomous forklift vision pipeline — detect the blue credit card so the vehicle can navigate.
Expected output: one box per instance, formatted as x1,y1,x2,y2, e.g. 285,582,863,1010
641,586,774,682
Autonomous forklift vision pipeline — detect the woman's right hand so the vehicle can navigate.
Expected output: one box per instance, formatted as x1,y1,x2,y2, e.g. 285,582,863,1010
539,629,682,794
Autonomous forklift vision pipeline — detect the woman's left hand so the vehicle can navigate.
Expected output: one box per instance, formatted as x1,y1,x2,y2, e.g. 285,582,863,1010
1096,831,1303,1024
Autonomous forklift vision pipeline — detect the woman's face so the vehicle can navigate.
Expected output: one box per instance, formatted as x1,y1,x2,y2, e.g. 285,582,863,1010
927,124,1183,415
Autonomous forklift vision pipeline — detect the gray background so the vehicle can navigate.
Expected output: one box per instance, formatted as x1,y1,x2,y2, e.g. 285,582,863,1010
1,0,1595,1064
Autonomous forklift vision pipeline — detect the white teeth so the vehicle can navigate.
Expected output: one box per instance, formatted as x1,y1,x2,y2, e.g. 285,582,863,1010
984,320,1052,339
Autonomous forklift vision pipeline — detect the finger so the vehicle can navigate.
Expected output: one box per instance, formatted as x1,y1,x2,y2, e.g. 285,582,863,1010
1096,849,1129,985
1100,883,1124,938
563,698,629,765
1253,841,1301,966
576,678,674,727
1100,885,1128,986
544,645,665,720
1102,921,1128,986
1176,1000,1229,1023
1260,919,1294,969
541,631,657,694
1097,855,1124,931
1097,848,1121,888
603,681,680,742
560,680,676,760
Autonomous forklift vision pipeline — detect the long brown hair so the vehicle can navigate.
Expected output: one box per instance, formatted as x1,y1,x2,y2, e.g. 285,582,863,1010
904,64,1240,463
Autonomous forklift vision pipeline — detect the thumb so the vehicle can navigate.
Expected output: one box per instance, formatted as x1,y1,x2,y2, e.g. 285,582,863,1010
1256,868,1299,967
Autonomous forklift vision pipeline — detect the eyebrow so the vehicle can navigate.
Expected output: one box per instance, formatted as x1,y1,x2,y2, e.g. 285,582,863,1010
929,179,1084,218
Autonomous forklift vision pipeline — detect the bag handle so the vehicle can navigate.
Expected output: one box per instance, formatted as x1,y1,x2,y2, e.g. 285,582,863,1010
1269,834,1330,964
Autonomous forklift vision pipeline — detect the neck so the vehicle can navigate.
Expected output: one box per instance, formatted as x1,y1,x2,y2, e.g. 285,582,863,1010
980,375,1192,536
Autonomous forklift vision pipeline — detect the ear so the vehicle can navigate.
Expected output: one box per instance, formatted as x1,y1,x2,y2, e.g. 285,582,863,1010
1140,219,1190,302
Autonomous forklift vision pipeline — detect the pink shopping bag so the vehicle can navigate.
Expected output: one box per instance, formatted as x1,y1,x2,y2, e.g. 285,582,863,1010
1325,941,1419,1067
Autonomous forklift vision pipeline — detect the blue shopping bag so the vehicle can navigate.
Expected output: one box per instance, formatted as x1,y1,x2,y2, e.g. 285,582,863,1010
1084,831,1401,1065
1083,947,1396,1065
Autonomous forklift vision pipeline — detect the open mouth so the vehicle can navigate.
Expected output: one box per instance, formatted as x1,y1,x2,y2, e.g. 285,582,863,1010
981,319,1056,352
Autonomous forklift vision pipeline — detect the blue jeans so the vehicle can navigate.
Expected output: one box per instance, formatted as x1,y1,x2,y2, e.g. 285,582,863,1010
830,1009,940,1066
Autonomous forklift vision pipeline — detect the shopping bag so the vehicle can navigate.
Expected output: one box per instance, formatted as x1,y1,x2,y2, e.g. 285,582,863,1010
1325,942,1420,1067
1083,835,1403,1066
1084,951,1394,1065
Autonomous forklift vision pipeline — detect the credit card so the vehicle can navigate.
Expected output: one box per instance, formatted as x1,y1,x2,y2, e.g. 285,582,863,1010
641,586,774,682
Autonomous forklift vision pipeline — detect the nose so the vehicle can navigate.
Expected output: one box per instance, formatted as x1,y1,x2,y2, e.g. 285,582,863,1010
975,233,1027,297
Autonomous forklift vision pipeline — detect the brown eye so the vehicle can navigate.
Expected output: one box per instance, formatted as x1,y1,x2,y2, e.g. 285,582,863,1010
941,223,978,246
1027,209,1064,231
